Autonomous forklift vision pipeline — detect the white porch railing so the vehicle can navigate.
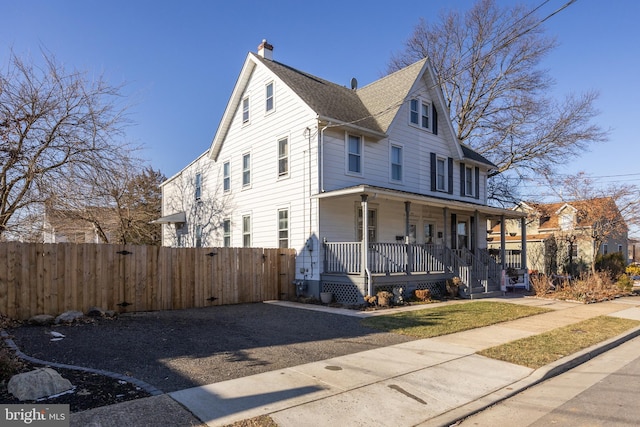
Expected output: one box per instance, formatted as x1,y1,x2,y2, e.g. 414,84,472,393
323,241,502,296
489,249,523,269
323,242,454,275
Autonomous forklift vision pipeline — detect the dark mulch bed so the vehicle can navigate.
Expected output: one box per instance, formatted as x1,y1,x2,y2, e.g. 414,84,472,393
0,358,152,412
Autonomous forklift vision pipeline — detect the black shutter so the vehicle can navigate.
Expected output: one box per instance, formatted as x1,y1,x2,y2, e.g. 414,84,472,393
460,163,466,197
475,167,480,199
448,157,454,194
430,152,436,191
432,104,438,135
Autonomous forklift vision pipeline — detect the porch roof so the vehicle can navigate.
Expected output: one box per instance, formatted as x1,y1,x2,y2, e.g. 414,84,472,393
314,185,527,219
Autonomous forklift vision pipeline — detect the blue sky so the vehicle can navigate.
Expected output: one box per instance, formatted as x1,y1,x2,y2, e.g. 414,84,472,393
2,0,638,194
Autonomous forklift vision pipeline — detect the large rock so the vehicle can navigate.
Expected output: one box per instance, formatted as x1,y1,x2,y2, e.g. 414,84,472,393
55,310,84,324
8,368,73,401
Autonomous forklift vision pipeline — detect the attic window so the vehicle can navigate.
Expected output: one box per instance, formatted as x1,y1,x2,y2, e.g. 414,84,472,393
242,97,250,123
560,213,573,231
266,82,274,112
409,98,431,131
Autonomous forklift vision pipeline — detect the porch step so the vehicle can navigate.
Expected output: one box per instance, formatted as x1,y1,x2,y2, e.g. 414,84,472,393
466,290,504,299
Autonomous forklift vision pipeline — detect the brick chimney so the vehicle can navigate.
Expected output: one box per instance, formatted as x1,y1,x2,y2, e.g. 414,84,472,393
258,39,273,60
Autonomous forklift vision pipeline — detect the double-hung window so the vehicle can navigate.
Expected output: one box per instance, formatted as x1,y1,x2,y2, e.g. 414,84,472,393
265,82,274,113
356,207,377,242
347,134,362,174
223,219,231,247
195,225,202,248
410,98,431,131
195,172,202,200
436,157,446,191
223,161,230,192
242,97,250,124
278,137,288,177
242,153,251,187
390,144,402,182
464,166,474,196
278,208,289,248
242,215,251,247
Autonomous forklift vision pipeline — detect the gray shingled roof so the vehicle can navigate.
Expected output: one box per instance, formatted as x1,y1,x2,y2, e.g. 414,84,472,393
460,144,497,168
253,54,382,133
253,53,494,167
254,54,428,135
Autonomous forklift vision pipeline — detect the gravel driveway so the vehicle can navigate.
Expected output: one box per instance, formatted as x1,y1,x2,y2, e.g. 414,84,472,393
8,303,415,393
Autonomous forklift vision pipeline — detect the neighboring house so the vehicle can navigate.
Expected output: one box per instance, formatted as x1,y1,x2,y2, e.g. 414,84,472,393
157,40,525,303
487,198,628,275
43,207,119,244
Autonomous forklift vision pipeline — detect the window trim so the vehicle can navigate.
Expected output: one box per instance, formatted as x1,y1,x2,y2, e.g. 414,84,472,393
277,136,289,178
390,143,403,183
346,133,363,176
242,152,251,188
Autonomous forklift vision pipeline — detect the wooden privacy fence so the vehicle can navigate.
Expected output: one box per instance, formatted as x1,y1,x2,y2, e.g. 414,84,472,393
0,242,296,320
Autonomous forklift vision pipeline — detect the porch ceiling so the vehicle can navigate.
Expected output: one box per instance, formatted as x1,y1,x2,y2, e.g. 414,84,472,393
314,185,526,219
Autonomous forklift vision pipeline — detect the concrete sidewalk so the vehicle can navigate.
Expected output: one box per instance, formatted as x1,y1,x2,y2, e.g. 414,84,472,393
71,295,640,427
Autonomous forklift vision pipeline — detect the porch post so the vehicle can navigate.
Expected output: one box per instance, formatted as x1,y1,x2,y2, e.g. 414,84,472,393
521,216,529,289
443,208,449,248
405,201,412,274
361,194,369,279
500,214,506,291
474,210,480,253
500,215,506,271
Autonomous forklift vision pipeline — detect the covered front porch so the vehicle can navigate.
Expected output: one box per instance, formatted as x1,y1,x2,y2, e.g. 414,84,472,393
315,185,529,304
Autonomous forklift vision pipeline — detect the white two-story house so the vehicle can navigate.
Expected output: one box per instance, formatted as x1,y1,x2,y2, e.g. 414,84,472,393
157,40,526,303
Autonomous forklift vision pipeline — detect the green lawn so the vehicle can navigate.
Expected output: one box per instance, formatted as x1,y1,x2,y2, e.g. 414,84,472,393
478,316,640,369
360,301,550,338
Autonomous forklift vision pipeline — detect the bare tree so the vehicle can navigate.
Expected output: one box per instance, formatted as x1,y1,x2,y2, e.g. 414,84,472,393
388,0,608,204
48,161,164,245
0,49,131,240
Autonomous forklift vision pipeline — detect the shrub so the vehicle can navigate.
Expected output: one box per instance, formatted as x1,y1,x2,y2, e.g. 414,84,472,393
595,252,626,280
616,274,633,292
530,274,552,296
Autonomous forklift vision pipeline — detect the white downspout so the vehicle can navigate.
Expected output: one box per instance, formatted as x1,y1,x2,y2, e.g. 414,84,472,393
320,123,329,193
